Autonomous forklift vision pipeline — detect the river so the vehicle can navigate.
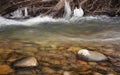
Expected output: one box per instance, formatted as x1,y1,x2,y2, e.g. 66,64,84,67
0,15,120,75
0,16,120,43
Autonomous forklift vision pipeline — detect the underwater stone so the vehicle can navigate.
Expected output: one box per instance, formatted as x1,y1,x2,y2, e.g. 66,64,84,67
0,65,14,75
63,71,71,75
12,57,38,68
77,49,108,62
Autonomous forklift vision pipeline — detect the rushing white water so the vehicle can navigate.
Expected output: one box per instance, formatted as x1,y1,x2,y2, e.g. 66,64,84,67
0,16,67,26
73,7,84,17
64,0,72,19
0,15,119,26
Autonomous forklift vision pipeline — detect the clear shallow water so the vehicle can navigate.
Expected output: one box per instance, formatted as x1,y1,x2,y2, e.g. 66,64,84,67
0,16,120,75
0,15,120,44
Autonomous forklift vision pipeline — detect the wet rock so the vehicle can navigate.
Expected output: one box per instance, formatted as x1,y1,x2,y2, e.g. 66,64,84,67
12,57,38,68
42,67,56,74
0,65,14,75
99,62,109,66
93,72,102,75
67,46,81,52
57,70,64,74
15,70,36,75
52,60,61,65
79,71,92,75
0,48,4,54
76,60,87,65
71,72,79,75
50,44,57,50
63,71,71,75
95,66,108,74
76,65,91,72
7,52,25,63
21,47,38,55
88,62,97,66
107,73,116,75
77,49,108,62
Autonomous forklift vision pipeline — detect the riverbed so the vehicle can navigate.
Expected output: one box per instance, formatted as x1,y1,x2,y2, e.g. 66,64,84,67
0,16,120,75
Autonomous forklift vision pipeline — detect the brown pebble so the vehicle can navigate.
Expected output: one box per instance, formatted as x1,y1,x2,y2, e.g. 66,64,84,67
99,62,109,66
0,65,14,75
42,67,55,74
76,60,87,65
63,71,71,75
88,62,97,66
93,72,102,75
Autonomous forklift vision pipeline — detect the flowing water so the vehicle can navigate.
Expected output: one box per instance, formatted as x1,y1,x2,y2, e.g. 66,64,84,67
0,15,120,74
0,16,120,44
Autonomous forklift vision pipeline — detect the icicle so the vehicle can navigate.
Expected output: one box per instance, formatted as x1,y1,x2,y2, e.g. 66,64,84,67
24,7,28,17
73,6,84,17
16,8,23,17
64,0,72,19
11,8,23,18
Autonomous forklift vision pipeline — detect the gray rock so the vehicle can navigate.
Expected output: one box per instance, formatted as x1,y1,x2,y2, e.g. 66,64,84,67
77,49,108,62
13,57,38,67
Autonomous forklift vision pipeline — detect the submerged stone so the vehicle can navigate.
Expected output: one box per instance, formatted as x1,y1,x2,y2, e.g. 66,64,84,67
0,65,14,75
12,57,38,68
77,49,108,62
42,67,55,74
63,71,71,75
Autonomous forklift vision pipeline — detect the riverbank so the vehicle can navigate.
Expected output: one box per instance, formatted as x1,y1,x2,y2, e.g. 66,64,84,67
0,0,120,18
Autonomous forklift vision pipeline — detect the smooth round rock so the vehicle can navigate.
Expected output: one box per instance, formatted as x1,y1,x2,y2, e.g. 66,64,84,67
77,49,108,62
12,57,38,68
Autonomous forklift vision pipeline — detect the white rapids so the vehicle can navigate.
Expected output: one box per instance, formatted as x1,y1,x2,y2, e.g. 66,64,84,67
0,15,113,26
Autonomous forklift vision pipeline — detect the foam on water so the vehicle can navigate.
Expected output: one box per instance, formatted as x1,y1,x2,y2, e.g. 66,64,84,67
0,15,118,26
0,16,67,26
